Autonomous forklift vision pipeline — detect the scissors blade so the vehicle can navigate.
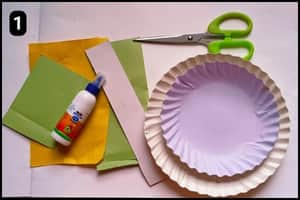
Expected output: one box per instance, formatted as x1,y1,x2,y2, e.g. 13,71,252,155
133,34,203,45
134,33,224,45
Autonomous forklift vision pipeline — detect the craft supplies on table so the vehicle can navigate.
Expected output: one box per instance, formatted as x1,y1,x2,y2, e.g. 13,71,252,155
144,54,290,197
27,38,147,170
3,56,97,149
28,38,111,166
51,74,105,146
97,38,149,171
86,42,165,186
3,37,150,170
1,9,293,197
134,12,254,61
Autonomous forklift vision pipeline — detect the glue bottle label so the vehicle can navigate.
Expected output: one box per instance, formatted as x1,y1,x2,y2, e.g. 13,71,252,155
54,104,84,141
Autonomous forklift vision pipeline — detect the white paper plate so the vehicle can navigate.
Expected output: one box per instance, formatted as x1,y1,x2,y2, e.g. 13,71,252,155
160,61,280,177
144,54,290,197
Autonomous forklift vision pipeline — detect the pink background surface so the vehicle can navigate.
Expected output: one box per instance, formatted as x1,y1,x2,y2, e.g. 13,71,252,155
2,2,298,197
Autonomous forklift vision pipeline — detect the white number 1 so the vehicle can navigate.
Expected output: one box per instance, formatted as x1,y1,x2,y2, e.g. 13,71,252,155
13,16,21,30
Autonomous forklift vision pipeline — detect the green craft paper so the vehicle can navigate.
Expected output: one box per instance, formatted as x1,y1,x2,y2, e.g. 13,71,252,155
2,56,88,148
96,38,149,171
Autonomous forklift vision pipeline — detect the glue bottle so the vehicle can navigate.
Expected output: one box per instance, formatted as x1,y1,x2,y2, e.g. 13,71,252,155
51,73,105,146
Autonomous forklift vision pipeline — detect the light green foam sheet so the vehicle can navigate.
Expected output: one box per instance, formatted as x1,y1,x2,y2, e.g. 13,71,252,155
96,39,149,171
2,56,89,148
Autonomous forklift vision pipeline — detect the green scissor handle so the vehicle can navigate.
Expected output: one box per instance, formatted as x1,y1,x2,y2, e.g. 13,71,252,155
207,12,254,61
208,12,253,37
208,39,254,61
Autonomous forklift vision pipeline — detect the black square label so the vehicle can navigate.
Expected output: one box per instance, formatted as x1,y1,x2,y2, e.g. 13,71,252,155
9,10,27,36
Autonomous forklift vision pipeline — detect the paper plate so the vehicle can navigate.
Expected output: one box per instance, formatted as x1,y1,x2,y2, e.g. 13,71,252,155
144,54,290,197
160,61,280,177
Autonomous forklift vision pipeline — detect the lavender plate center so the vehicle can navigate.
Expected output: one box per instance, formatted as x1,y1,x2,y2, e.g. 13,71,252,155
179,80,263,155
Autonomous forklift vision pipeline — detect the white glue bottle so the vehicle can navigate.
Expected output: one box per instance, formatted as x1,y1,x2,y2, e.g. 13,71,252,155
51,73,105,146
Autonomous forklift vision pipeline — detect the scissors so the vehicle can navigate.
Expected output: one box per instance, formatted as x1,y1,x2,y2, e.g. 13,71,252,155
134,12,254,61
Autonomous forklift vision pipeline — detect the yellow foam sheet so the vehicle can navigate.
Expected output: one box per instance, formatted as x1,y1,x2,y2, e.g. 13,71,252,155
30,37,110,166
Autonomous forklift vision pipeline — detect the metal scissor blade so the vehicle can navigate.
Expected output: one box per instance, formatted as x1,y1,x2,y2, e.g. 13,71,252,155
134,34,203,45
134,33,224,45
